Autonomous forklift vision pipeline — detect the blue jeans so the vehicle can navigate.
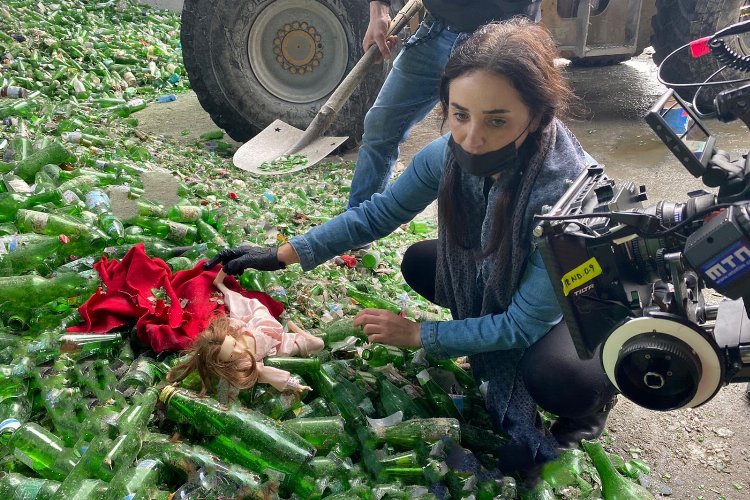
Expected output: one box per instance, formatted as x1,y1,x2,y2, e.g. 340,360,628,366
347,19,467,209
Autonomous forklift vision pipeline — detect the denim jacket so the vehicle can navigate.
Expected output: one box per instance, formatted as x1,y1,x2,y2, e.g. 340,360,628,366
289,135,563,359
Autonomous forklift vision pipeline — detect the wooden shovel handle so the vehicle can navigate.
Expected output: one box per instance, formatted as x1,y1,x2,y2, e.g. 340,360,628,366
286,0,423,153
323,0,424,115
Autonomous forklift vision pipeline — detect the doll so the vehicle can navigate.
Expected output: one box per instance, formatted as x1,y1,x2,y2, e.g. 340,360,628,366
167,271,324,395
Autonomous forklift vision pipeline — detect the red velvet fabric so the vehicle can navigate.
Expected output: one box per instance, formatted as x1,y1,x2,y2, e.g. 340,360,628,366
67,243,284,353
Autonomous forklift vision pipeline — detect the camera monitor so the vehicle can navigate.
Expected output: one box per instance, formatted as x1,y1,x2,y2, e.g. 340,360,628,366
645,89,716,177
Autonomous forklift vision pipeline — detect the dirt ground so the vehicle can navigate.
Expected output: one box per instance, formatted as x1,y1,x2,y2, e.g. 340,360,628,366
136,55,750,496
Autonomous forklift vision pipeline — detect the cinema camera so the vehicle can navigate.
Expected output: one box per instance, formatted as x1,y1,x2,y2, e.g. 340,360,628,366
533,20,750,411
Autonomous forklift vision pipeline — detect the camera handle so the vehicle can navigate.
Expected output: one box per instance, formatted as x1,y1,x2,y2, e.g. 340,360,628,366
704,150,750,203
697,85,750,202
715,84,750,128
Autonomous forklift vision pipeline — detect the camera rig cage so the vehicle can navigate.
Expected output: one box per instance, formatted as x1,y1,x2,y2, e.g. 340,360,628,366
533,21,750,412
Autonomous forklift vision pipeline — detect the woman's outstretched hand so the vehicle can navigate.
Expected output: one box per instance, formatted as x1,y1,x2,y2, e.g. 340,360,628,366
353,308,422,348
203,245,285,275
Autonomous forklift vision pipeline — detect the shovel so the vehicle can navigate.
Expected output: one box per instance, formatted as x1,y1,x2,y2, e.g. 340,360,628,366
233,0,423,175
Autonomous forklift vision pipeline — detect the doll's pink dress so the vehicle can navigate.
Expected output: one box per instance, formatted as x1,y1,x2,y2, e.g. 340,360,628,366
214,271,323,391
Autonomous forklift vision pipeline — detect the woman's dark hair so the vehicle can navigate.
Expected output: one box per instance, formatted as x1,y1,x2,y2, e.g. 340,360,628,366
437,18,575,254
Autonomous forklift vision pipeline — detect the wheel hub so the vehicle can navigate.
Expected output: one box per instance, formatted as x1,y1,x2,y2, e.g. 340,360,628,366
248,0,349,103
275,22,322,74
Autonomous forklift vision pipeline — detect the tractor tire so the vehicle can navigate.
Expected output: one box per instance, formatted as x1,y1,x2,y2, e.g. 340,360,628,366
651,0,749,109
180,0,384,145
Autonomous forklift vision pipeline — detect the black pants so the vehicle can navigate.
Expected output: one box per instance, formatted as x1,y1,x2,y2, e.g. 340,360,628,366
401,239,617,418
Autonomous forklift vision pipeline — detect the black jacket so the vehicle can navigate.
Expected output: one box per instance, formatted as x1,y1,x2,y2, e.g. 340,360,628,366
423,0,541,31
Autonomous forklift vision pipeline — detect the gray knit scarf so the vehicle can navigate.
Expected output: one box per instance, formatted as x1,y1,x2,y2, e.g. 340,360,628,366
434,118,587,468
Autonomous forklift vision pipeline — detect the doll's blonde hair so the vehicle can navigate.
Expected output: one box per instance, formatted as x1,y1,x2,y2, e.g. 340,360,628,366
166,315,259,395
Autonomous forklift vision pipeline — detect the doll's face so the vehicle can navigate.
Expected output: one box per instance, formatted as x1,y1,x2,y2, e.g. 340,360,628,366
218,333,252,362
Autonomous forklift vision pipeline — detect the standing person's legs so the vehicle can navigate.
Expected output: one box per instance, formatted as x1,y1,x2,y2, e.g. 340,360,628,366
347,22,461,209
521,322,619,448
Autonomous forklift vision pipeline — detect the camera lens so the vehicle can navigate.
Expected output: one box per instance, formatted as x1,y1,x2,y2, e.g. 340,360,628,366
614,332,701,411
620,199,702,281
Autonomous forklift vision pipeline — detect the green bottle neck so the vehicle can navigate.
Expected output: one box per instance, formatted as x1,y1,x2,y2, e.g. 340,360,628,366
28,190,62,206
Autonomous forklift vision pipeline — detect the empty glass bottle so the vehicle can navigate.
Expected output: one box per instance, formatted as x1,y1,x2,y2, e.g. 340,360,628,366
408,220,432,235
379,458,448,485
34,369,88,446
91,96,126,108
170,465,253,500
378,450,421,469
320,318,368,346
309,364,369,426
134,200,168,219
0,364,29,401
113,387,159,435
360,251,380,269
84,189,125,241
117,355,163,394
581,440,655,500
196,218,227,248
65,479,109,499
167,204,203,222
61,131,114,148
371,418,461,450
73,359,123,405
0,396,32,423
140,432,265,496
0,271,100,309
346,285,401,314
428,356,477,390
262,356,321,377
0,86,29,99
52,389,159,496
104,457,165,500
377,375,430,420
16,209,108,242
294,397,334,419
0,234,69,277
242,385,303,420
281,416,357,457
3,173,33,194
110,98,147,118
0,191,62,222
12,142,73,183
362,344,407,368
0,418,78,481
416,369,463,420
0,473,60,499
130,216,197,245
458,423,510,455
160,385,315,476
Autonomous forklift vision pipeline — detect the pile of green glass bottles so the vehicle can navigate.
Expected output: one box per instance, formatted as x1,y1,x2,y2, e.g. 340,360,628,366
0,1,661,498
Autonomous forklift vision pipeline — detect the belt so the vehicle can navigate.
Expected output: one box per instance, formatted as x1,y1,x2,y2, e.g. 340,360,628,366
423,12,465,33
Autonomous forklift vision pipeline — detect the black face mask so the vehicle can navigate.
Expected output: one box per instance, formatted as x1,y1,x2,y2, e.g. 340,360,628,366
448,126,529,178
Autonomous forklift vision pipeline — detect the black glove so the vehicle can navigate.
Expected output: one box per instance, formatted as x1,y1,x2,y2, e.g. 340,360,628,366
203,245,286,275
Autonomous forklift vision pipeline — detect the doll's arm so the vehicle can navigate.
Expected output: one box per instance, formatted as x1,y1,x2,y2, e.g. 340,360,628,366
286,320,325,356
287,320,306,334
256,363,312,393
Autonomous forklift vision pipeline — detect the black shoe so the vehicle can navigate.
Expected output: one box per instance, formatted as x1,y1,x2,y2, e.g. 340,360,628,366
551,397,617,450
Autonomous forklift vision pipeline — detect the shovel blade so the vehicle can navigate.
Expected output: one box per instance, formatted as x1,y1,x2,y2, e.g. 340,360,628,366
232,119,348,175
